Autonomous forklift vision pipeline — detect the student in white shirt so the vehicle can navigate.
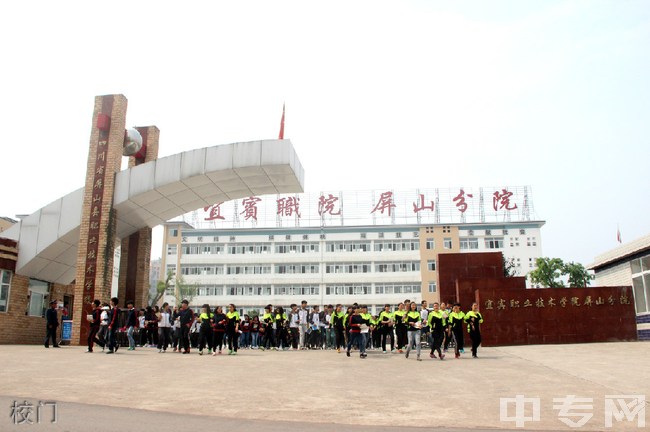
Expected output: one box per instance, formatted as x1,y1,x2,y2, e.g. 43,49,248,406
157,302,172,353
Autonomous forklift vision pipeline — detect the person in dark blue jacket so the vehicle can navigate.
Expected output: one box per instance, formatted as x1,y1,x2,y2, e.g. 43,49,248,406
44,300,59,348
126,300,137,351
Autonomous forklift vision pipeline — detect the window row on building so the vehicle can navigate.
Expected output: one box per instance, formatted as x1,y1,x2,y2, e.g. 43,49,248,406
173,282,428,297
170,240,422,256
174,261,422,276
631,255,650,314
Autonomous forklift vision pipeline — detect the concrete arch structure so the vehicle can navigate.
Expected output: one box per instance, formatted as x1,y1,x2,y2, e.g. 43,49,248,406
3,139,304,285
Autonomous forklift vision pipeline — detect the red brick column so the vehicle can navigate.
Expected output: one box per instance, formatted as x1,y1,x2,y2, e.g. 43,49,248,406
72,95,127,345
118,126,160,310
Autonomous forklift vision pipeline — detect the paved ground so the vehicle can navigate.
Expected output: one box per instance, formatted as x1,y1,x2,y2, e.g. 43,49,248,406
0,342,647,431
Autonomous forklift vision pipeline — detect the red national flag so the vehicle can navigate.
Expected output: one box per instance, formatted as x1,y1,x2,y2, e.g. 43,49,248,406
278,103,285,140
617,226,622,244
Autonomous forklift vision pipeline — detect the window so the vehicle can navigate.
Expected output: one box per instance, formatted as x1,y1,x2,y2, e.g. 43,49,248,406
169,228,178,237
275,242,319,254
166,265,177,277
167,245,177,255
631,256,650,313
228,286,272,296
274,285,319,296
374,240,419,252
427,260,436,271
460,238,479,250
328,241,371,253
426,238,434,250
485,237,504,249
443,238,452,249
326,263,371,274
374,283,419,294
28,279,49,317
374,261,420,273
325,284,371,295
428,281,437,293
275,264,320,274
0,270,11,312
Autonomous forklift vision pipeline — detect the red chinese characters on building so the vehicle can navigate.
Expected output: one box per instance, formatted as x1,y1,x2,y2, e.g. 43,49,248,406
203,203,225,221
493,188,518,211
413,194,434,213
241,197,262,221
453,189,473,213
277,197,301,218
318,194,341,216
371,191,396,216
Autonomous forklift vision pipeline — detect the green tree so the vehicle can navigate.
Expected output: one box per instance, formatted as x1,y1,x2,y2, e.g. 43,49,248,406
563,261,594,287
149,270,173,306
528,257,565,288
173,275,197,306
503,256,518,277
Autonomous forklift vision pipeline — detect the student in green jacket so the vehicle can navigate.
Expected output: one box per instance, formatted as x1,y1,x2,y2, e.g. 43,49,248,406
447,303,466,359
394,303,407,353
331,304,346,353
226,304,241,355
260,305,275,351
378,304,395,353
197,304,214,355
405,302,422,361
427,302,446,360
464,302,484,358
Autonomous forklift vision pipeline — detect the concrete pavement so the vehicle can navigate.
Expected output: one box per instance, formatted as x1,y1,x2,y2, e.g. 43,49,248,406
0,342,648,431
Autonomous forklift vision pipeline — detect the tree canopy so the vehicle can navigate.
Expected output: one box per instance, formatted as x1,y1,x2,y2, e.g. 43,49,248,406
528,257,593,288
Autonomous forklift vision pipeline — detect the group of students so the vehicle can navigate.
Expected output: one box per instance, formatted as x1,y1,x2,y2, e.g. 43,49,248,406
83,298,484,361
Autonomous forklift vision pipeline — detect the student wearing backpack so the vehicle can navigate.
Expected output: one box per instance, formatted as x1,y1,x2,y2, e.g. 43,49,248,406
240,314,251,349
126,300,137,351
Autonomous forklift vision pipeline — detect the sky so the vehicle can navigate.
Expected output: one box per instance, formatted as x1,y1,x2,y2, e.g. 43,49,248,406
0,0,648,267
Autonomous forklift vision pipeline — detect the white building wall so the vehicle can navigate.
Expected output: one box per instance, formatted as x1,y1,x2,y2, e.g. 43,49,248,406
593,262,632,287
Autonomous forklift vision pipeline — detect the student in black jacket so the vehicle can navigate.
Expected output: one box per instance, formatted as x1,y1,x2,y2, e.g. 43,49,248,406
126,300,137,351
178,299,194,354
44,300,59,348
87,299,104,353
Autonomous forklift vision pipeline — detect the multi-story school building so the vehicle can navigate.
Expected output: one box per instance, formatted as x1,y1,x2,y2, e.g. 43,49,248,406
160,187,544,315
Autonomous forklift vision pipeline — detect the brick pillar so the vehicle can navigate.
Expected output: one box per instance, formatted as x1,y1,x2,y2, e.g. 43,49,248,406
72,95,128,345
117,126,160,310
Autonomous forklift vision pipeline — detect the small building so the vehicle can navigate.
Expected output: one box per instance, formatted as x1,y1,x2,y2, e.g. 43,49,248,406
588,233,650,340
